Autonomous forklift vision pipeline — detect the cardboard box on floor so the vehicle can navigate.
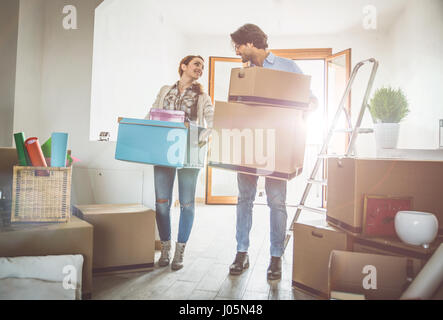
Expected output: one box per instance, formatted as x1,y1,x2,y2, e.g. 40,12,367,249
292,215,353,298
74,204,155,275
209,101,307,180
0,148,18,199
326,157,443,235
0,216,93,299
228,67,312,110
328,250,422,300
432,283,443,300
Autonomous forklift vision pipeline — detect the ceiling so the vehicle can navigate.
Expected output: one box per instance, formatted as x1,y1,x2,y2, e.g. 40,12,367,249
150,0,409,36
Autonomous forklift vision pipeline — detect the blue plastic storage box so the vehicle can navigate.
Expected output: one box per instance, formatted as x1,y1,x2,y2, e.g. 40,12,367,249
115,118,188,167
115,118,206,168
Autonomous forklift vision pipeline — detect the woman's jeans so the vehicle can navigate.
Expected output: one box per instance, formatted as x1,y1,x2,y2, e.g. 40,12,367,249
154,166,200,243
236,172,287,257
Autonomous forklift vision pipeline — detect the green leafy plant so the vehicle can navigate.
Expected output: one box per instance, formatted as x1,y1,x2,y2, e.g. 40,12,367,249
368,87,409,123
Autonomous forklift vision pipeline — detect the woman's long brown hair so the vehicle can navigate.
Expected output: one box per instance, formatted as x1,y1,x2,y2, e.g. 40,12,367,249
178,55,204,95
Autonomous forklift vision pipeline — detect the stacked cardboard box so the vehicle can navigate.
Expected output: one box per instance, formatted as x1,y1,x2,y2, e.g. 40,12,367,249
326,157,443,235
0,148,17,224
209,66,312,180
74,204,156,275
0,215,93,299
292,215,353,298
0,147,94,299
319,156,443,299
292,217,443,300
328,250,423,300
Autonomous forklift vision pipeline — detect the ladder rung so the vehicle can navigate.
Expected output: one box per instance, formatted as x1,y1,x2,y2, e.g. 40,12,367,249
307,179,327,186
296,205,327,214
334,128,374,133
317,154,347,159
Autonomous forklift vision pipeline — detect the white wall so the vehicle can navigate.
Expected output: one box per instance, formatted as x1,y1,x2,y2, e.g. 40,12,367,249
89,0,187,141
13,0,159,210
185,28,393,158
0,0,19,147
13,0,45,142
384,0,443,149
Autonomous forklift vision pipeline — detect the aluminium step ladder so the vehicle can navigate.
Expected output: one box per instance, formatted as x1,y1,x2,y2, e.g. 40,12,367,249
284,58,379,250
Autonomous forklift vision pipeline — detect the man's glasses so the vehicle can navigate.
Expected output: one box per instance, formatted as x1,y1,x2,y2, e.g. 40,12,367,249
234,43,244,50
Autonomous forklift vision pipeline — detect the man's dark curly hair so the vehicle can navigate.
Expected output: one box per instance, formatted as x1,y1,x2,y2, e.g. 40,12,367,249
230,24,268,49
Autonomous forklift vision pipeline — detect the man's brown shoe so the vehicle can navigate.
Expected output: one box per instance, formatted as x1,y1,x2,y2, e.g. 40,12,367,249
229,252,249,275
267,256,282,280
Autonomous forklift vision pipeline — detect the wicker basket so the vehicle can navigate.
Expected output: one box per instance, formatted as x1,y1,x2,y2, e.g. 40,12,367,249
11,166,72,223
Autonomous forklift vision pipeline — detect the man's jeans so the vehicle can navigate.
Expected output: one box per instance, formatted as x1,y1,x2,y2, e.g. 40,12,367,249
154,166,200,243
236,173,287,257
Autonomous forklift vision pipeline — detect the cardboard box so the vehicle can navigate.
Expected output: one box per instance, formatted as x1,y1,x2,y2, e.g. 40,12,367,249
326,157,443,235
330,291,366,300
73,204,155,275
352,235,442,267
209,101,307,180
432,283,443,300
0,148,17,225
0,216,93,299
328,250,422,300
228,67,312,109
0,148,18,194
292,217,352,298
115,118,205,168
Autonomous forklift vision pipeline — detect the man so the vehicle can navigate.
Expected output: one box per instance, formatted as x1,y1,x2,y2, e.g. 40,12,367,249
229,23,318,280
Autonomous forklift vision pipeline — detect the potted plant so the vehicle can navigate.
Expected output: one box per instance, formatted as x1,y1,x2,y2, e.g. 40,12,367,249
368,87,409,149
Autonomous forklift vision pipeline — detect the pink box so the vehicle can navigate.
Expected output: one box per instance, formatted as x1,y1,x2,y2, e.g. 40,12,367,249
149,109,185,123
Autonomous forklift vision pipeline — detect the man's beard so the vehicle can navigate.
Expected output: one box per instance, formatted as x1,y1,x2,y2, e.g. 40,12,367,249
241,55,250,63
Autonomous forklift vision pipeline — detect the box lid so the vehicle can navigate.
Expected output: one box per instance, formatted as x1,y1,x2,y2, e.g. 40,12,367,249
119,117,187,130
294,213,344,233
331,156,443,164
74,204,153,216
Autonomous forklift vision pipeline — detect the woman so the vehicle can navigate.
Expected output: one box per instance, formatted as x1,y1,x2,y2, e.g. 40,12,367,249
146,55,214,270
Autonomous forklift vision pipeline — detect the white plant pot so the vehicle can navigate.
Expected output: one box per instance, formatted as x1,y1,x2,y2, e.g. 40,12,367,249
394,211,439,248
374,123,400,149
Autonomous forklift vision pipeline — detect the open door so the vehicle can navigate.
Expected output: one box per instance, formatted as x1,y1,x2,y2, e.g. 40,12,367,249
323,49,351,207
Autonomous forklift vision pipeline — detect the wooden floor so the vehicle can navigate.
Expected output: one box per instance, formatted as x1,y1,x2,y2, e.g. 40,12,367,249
92,204,318,300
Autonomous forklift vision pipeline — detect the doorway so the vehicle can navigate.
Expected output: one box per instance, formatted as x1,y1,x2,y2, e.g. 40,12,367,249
205,49,351,211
